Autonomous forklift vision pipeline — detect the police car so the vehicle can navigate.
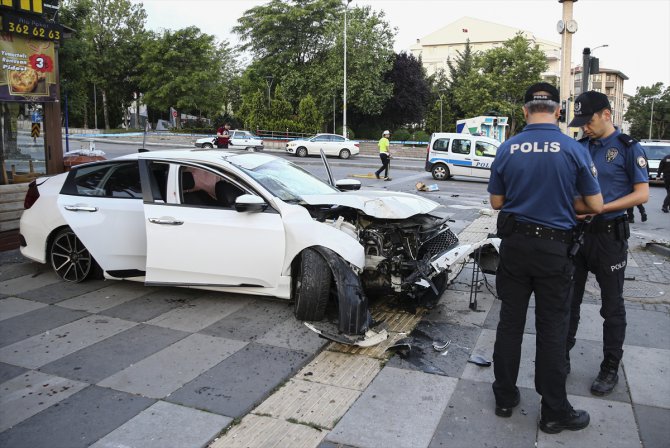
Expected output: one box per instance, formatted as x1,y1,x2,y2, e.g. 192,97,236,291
639,139,670,183
425,132,500,180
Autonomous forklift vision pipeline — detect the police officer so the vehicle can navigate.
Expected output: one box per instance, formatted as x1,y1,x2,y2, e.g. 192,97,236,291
566,91,649,396
375,130,391,180
488,83,603,434
658,153,670,213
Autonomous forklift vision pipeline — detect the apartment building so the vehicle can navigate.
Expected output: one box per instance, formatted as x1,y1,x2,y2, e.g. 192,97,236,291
573,67,629,130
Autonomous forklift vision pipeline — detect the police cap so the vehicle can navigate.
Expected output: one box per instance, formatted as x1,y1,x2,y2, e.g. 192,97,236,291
524,82,560,104
568,91,611,127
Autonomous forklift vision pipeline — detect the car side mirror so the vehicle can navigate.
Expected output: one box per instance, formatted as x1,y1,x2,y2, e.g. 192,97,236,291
235,194,268,213
335,179,361,191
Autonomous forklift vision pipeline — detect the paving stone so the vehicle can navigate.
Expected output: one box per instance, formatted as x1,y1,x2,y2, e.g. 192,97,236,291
0,261,47,282
18,279,109,304
0,370,88,432
566,339,630,403
40,324,189,384
326,366,457,448
0,315,137,369
428,379,540,448
0,385,154,448
0,297,46,321
462,329,529,389
167,342,309,418
89,400,231,448
422,289,494,328
199,299,294,342
571,303,605,342
0,305,88,348
100,287,202,322
0,361,26,383
0,271,62,296
372,307,423,333
211,414,324,448
622,345,670,409
387,321,482,378
98,333,246,399
624,307,670,349
483,297,539,335
634,404,670,448
255,316,328,354
318,442,358,448
146,293,249,332
58,281,155,313
296,351,382,391
254,378,360,429
537,394,639,448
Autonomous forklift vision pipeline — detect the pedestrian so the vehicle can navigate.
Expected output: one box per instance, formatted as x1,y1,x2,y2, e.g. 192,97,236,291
657,153,670,213
488,82,603,434
626,147,649,222
566,91,649,397
375,130,391,180
216,123,231,149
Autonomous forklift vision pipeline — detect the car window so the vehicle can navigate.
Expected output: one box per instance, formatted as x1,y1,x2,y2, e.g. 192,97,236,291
313,135,330,142
475,141,498,158
179,165,246,208
66,162,142,198
432,138,450,152
640,144,670,160
331,135,345,142
452,139,472,155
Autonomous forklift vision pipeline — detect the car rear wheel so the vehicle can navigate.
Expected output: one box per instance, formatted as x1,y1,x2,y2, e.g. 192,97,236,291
49,227,100,283
296,147,308,157
339,148,351,159
293,248,332,321
202,143,213,149
431,163,450,180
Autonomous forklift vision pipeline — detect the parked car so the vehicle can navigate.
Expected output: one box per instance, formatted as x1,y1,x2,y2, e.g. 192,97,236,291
639,140,670,183
285,133,359,159
425,132,500,181
19,150,493,345
195,130,264,151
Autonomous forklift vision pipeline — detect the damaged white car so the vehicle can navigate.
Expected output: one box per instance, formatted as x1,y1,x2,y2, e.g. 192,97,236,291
19,150,492,345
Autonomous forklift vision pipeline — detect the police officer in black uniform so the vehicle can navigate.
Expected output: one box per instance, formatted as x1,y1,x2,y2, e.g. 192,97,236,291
488,83,603,434
566,91,649,396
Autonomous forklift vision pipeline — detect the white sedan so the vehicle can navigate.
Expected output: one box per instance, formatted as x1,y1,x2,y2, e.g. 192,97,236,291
285,133,359,159
19,150,471,345
195,130,264,151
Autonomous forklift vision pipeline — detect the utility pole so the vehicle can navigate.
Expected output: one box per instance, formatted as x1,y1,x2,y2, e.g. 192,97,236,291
558,0,578,134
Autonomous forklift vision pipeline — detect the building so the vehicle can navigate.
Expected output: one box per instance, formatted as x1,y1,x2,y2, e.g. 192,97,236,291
409,17,561,83
572,66,629,130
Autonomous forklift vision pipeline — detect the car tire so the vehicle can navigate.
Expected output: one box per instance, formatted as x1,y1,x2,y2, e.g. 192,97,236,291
339,148,351,159
431,163,450,180
246,147,254,152
296,147,308,157
202,143,213,149
49,227,101,283
293,248,332,321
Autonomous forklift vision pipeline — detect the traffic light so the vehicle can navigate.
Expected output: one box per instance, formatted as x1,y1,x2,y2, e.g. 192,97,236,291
559,100,567,122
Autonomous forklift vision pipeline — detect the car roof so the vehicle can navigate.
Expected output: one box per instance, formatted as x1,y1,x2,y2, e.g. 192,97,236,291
431,132,500,144
117,149,277,165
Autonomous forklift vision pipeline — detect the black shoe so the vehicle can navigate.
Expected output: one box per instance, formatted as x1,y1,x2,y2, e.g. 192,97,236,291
539,409,590,434
641,213,648,222
495,392,520,418
663,207,669,213
375,173,380,179
590,358,619,396
628,216,635,223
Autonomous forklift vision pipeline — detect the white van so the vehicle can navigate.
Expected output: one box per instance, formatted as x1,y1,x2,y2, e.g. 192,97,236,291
424,132,500,180
639,140,670,184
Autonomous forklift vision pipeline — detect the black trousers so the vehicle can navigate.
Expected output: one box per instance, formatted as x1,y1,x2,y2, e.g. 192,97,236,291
492,233,574,419
567,231,628,363
663,177,670,209
626,204,646,218
375,153,390,177
217,142,228,149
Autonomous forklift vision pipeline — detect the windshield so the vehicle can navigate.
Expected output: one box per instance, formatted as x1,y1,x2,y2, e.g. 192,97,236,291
228,154,338,201
641,144,670,160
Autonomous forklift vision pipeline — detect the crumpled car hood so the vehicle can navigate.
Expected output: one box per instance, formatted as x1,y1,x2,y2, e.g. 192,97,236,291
301,190,440,219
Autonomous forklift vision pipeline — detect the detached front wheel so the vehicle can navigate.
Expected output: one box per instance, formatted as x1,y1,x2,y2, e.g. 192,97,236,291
293,248,332,321
49,227,100,283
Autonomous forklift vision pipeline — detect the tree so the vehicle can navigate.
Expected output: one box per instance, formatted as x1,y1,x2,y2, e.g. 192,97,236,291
452,34,548,135
624,83,670,140
380,52,431,129
138,27,237,121
77,0,147,129
237,90,268,131
297,94,322,133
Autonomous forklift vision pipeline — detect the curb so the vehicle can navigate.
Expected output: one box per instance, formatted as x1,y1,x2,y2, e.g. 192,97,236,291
646,242,670,259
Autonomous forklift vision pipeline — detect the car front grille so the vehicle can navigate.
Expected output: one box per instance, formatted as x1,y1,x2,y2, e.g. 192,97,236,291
418,228,459,259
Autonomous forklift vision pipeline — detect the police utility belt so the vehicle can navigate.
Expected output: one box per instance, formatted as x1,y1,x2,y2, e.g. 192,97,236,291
497,212,572,244
584,215,630,240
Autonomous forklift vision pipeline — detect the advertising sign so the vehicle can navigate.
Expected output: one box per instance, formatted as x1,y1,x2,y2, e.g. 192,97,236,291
0,31,57,102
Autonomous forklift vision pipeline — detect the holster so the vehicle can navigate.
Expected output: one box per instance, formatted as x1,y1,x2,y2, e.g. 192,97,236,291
615,219,630,240
496,212,516,238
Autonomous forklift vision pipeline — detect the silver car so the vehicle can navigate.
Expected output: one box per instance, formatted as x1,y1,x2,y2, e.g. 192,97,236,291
195,130,264,151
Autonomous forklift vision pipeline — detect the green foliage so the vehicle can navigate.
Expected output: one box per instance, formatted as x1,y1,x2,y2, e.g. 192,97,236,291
297,94,322,133
237,90,268,131
392,128,411,141
414,130,431,143
381,52,431,128
624,83,670,140
335,126,355,139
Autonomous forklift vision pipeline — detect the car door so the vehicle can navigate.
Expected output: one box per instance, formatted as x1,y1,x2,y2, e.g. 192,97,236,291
448,137,473,176
471,140,498,179
311,135,330,155
56,161,147,274
141,161,286,288
329,135,347,156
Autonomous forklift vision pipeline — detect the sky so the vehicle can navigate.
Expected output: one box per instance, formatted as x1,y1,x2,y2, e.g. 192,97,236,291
131,0,670,95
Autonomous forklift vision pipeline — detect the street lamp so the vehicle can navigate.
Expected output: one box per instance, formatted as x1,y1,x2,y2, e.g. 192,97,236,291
265,76,274,108
342,0,352,138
